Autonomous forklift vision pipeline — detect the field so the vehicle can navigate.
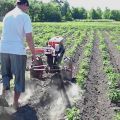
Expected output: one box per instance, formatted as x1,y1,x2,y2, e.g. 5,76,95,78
0,21,120,120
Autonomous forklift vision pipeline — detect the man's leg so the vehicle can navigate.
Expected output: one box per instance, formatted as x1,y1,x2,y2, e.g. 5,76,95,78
10,54,27,109
1,53,12,93
0,53,11,106
13,91,20,109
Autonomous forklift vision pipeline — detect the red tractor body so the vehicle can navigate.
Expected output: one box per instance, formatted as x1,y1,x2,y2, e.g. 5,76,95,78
29,47,47,79
48,36,64,48
27,36,73,80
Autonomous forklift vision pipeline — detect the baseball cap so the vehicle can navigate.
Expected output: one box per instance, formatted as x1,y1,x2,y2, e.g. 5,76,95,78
16,0,29,6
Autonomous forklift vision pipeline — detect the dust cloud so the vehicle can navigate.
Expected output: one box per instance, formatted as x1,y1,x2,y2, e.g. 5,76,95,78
48,83,82,120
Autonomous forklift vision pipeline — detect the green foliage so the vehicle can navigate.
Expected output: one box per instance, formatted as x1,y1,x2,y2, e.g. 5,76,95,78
98,30,120,104
109,31,120,51
65,10,72,21
117,45,120,51
109,89,120,102
107,72,119,81
1,1,120,21
83,45,92,57
72,7,87,19
0,0,14,18
110,10,120,21
103,7,111,19
103,59,110,66
80,60,89,70
114,112,120,120
76,31,94,89
61,1,70,16
89,8,101,19
104,66,113,74
29,1,42,22
77,75,85,88
66,107,80,120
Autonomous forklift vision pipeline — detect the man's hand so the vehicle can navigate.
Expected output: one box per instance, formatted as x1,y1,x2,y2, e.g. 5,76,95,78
58,53,61,57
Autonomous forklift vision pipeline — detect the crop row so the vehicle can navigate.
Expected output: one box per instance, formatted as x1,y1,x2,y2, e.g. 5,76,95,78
106,31,120,51
98,31,120,119
76,30,94,88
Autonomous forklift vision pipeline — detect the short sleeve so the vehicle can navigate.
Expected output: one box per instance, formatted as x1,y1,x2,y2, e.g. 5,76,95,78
24,15,32,33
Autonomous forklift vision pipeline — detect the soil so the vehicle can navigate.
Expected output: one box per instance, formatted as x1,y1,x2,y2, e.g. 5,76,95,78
103,32,120,107
0,66,82,120
71,35,89,78
103,32,120,72
0,31,117,120
80,35,114,120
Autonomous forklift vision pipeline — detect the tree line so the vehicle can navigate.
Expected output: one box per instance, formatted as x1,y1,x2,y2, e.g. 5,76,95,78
0,0,120,22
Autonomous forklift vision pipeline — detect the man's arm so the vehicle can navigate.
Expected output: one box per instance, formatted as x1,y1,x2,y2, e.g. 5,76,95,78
58,44,65,55
26,33,35,59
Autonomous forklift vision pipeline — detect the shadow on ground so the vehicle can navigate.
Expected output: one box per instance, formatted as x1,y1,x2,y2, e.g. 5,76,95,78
0,104,38,120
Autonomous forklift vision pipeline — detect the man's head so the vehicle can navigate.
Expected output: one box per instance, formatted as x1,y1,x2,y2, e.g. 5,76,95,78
16,0,29,12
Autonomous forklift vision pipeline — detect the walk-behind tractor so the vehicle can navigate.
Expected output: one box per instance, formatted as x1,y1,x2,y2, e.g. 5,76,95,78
26,36,73,80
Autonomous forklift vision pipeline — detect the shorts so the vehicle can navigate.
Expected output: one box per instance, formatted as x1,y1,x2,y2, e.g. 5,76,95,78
1,53,27,92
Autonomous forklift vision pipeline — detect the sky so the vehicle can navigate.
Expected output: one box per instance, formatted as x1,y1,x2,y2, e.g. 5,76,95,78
40,0,120,10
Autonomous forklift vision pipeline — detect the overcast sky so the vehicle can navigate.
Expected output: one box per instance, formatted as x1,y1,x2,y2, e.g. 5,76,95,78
40,0,120,10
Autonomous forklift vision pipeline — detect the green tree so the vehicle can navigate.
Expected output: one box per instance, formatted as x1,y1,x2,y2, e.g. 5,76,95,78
42,3,62,22
72,8,80,19
72,7,87,19
103,7,111,19
29,0,42,22
110,10,120,21
89,8,100,19
65,10,72,21
1,0,120,22
0,0,14,18
79,7,87,19
61,1,70,16
96,7,102,19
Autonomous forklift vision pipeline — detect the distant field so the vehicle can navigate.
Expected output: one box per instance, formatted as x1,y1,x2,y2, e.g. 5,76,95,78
0,21,120,36
28,21,120,47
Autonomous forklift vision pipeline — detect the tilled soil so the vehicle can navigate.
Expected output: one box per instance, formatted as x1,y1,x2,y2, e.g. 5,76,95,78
80,37,114,120
104,32,120,72
103,32,120,107
0,32,117,120
0,32,84,120
72,36,89,78
0,72,82,120
0,36,86,120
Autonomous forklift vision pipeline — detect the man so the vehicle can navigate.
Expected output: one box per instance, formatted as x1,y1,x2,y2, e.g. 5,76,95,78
0,0,35,109
54,41,65,65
